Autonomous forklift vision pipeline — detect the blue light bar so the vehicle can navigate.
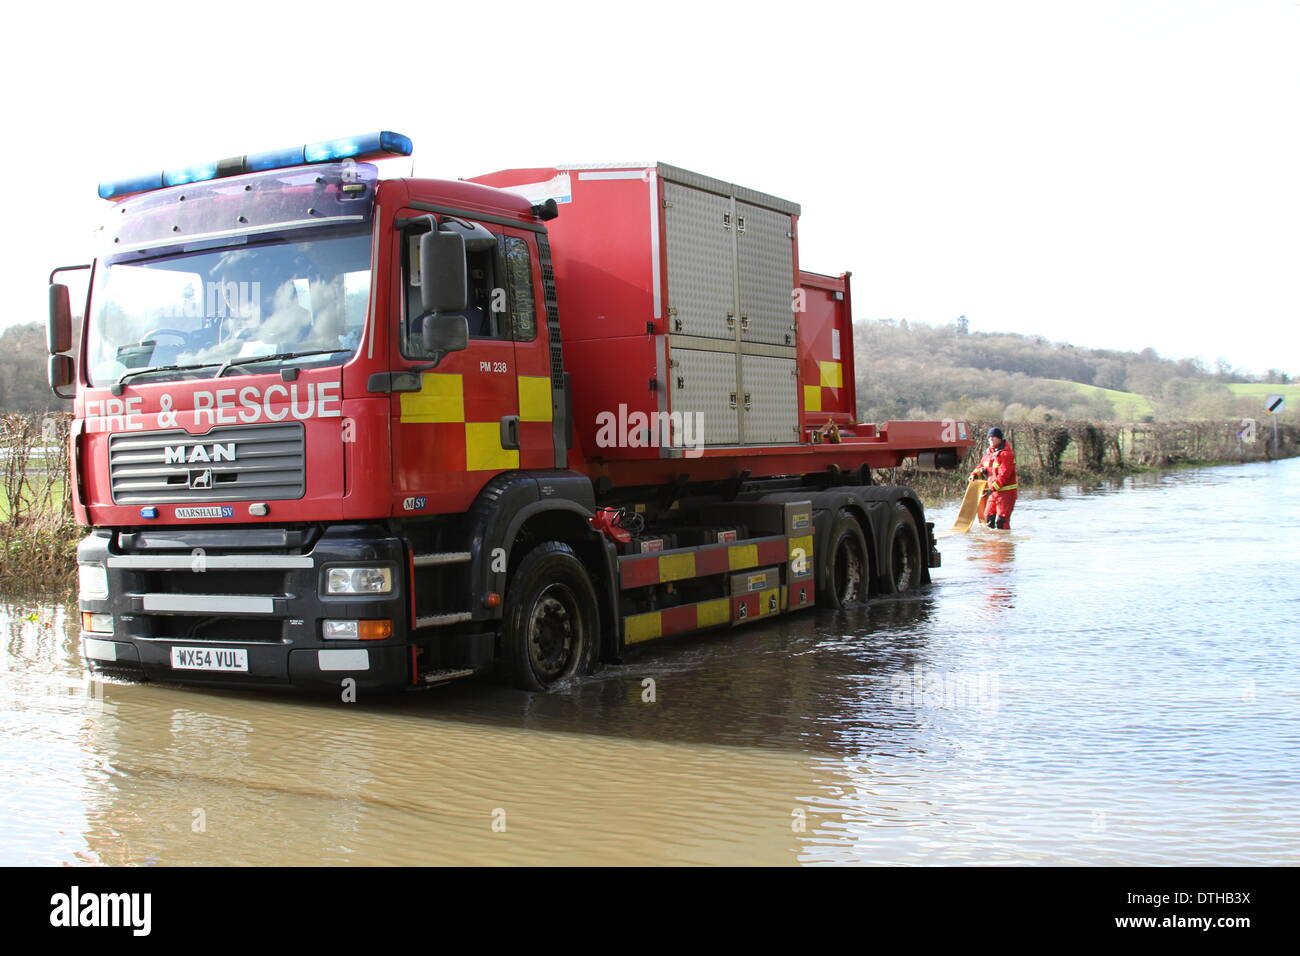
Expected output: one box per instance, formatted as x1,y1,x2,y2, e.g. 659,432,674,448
247,144,307,172
98,171,164,200
304,131,413,164
97,131,413,200
163,161,220,188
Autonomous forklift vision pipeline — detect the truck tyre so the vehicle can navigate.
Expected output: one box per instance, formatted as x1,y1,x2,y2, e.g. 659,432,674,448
500,541,598,691
820,509,869,608
879,502,922,594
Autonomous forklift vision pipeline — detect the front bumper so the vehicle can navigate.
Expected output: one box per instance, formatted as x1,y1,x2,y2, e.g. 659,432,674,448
76,523,490,692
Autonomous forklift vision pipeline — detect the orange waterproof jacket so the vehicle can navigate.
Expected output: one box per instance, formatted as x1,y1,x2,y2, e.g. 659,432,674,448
978,442,1018,492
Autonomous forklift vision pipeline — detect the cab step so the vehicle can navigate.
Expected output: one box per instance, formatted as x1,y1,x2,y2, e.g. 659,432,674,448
413,551,472,567
414,611,473,628
419,668,476,685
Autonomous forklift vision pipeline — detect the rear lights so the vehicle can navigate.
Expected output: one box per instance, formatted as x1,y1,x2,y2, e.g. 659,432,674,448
325,567,393,595
322,619,392,641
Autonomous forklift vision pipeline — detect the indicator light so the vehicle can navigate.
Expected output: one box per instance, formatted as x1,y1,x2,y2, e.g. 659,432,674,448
322,619,393,641
81,612,114,633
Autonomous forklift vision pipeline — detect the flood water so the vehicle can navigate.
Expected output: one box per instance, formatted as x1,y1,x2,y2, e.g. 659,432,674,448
2,458,1298,865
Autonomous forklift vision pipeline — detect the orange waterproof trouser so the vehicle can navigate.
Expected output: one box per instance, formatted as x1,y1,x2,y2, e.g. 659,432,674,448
986,490,1017,522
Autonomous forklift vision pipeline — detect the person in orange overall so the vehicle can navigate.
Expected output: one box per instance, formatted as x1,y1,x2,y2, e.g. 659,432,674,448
970,427,1018,529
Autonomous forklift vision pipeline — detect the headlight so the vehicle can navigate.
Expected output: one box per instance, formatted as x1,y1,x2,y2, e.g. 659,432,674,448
78,564,108,600
325,567,393,595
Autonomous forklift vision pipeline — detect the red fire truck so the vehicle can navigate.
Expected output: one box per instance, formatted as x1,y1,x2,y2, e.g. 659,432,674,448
47,132,973,693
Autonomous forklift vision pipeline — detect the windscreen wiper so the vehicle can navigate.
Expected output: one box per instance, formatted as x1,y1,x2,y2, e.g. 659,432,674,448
111,362,221,396
215,349,351,378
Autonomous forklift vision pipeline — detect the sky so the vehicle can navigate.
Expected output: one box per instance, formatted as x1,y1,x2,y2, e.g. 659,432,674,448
3,0,1296,377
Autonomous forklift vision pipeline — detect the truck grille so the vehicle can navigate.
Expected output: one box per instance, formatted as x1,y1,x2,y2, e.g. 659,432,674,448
109,422,305,504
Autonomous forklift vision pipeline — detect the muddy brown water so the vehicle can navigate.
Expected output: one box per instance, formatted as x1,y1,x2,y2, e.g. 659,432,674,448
2,458,1297,865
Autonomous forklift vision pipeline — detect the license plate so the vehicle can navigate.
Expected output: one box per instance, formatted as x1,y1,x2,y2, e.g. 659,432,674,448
170,646,248,672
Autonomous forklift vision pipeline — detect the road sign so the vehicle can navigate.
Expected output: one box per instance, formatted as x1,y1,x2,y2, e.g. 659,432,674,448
1266,394,1285,415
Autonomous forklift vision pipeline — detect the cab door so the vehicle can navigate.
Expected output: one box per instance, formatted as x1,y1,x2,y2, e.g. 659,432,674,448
388,212,553,516
496,226,557,472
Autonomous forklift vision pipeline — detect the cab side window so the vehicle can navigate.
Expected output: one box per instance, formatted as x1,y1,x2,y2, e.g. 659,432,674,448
462,243,501,339
503,236,537,342
402,219,506,357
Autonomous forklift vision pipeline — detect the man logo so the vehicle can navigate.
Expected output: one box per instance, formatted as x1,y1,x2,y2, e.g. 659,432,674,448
165,442,236,464
189,469,214,490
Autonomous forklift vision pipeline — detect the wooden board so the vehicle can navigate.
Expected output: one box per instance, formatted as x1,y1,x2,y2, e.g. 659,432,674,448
952,479,988,533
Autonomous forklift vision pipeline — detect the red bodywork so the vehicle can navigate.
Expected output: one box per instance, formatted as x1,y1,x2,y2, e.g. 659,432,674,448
75,168,972,530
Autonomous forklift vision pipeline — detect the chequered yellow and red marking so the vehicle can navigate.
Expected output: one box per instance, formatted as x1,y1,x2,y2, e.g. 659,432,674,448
732,587,785,623
619,532,817,644
624,597,732,645
618,536,793,590
802,360,844,415
788,534,814,579
398,370,553,472
788,580,815,609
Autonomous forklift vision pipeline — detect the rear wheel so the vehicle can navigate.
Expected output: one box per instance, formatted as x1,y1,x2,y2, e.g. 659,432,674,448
500,542,598,691
820,509,869,608
879,502,923,594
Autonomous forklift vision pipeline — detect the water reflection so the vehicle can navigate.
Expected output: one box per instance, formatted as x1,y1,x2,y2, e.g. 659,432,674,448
2,458,1298,864
968,534,1016,610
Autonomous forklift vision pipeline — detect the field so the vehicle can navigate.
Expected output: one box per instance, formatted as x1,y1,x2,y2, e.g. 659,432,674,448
0,475,66,521
1225,382,1300,411
1060,381,1155,420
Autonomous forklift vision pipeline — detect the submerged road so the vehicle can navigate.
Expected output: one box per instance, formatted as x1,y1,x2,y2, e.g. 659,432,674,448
1,458,1297,864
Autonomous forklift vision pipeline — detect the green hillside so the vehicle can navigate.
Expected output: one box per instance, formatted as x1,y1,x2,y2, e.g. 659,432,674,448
1063,382,1155,421
1224,383,1300,410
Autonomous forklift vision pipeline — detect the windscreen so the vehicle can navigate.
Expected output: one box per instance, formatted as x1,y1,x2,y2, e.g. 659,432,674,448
85,229,372,388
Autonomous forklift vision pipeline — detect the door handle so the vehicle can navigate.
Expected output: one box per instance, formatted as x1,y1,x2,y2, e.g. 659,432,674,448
500,415,520,450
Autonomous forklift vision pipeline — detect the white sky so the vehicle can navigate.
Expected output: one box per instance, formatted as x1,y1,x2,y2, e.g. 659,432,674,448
2,0,1296,376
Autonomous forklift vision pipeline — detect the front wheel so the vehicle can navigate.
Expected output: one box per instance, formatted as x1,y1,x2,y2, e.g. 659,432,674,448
499,541,598,691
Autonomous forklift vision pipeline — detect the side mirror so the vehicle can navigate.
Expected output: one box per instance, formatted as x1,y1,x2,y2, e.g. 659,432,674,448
422,313,469,356
48,283,75,398
49,354,75,399
419,230,467,315
49,283,72,354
